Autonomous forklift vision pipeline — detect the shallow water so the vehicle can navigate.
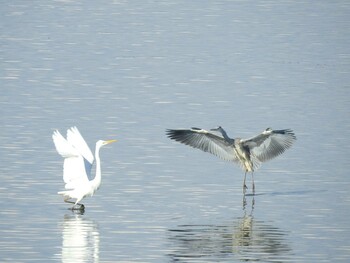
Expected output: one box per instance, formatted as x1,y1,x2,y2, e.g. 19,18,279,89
1,1,350,262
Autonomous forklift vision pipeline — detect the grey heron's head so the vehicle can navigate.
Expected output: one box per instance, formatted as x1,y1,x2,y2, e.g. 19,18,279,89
210,126,231,141
210,126,223,132
262,127,273,135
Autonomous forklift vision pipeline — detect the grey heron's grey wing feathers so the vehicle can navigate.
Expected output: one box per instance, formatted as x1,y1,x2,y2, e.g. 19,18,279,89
166,128,238,162
242,129,296,162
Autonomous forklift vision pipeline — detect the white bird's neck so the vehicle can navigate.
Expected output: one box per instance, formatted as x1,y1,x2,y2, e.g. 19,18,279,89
93,145,102,191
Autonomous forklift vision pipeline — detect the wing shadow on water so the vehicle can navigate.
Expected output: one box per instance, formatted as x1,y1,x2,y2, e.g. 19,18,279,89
58,213,100,263
167,197,292,262
252,189,327,197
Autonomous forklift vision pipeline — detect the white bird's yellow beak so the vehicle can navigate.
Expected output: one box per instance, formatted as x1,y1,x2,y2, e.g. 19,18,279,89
105,139,117,144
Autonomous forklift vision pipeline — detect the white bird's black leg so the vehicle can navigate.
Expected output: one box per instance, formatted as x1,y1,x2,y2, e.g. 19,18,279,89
72,202,85,211
64,199,85,211
73,204,85,211
64,199,75,205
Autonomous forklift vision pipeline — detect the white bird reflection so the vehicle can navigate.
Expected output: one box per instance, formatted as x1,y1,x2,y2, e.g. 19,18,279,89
59,213,99,263
167,197,292,262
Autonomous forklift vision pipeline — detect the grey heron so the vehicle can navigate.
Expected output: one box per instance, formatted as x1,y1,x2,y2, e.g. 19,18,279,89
166,127,296,194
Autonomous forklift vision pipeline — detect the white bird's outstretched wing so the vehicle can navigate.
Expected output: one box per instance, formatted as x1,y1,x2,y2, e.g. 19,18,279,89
67,126,94,164
66,127,94,179
166,127,239,162
52,129,91,189
242,128,296,162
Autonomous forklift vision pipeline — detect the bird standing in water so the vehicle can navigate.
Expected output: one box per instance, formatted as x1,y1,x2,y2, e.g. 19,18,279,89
166,127,296,195
52,126,116,210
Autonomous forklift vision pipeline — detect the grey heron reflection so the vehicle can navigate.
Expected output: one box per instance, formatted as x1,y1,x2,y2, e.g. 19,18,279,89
166,127,296,194
60,214,99,263
167,197,292,262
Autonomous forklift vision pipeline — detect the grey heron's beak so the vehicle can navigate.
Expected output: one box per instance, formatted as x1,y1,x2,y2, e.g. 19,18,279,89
210,126,221,131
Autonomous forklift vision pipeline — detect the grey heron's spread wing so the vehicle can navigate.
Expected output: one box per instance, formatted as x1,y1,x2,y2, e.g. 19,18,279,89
166,128,239,162
242,129,296,162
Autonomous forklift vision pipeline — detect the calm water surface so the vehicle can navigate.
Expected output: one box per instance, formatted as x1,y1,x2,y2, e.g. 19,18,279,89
1,1,350,262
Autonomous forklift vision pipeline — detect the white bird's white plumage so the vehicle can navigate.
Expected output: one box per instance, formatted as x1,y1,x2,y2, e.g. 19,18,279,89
52,126,116,209
53,128,91,190
67,126,94,164
166,126,296,194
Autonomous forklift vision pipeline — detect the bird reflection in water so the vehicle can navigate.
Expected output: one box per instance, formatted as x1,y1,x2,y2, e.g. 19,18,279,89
167,197,292,262
59,213,99,263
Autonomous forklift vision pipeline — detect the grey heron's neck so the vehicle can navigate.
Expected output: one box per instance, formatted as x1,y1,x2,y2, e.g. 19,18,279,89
218,128,233,142
234,138,242,145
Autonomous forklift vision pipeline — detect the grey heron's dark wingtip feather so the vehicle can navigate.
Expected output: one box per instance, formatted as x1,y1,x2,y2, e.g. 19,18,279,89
165,129,188,141
273,129,297,140
285,129,297,140
165,129,176,137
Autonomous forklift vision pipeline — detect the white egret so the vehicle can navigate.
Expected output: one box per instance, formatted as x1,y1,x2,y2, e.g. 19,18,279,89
166,127,296,194
52,126,116,210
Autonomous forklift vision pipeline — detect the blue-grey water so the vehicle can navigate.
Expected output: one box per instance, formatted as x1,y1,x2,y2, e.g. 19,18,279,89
1,1,350,262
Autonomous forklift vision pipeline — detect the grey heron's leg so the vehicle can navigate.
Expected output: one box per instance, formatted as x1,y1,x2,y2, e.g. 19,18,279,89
251,172,255,195
242,195,247,209
243,171,248,194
